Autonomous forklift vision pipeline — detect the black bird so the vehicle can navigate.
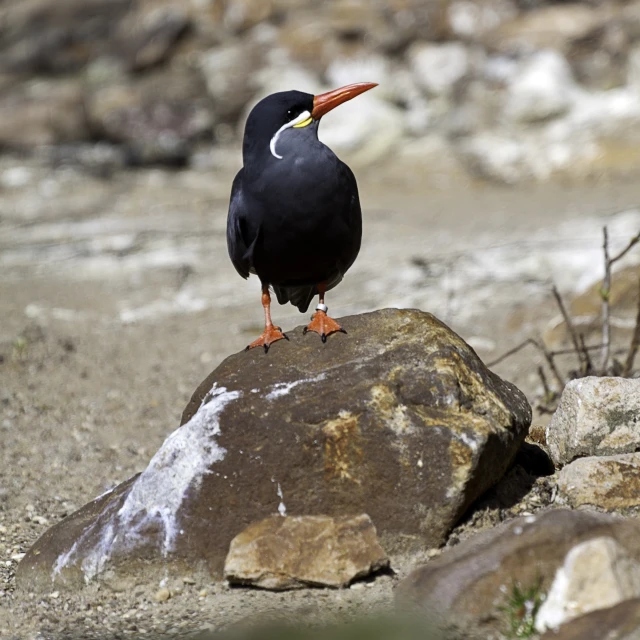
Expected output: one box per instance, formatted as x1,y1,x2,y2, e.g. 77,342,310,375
227,82,377,352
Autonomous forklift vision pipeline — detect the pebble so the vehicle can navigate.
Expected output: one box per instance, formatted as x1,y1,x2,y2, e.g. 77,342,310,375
154,588,171,603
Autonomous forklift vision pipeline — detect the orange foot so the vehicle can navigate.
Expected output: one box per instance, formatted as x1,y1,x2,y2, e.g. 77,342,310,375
303,310,346,343
246,325,288,353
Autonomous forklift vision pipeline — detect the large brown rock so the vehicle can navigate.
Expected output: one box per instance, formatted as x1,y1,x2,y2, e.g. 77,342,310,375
224,514,389,590
396,509,640,637
16,309,531,592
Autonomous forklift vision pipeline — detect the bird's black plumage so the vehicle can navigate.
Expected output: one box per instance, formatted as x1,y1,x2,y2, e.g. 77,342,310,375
226,90,362,314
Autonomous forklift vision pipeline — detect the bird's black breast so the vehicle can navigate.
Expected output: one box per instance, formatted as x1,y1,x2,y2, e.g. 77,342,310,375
234,144,362,288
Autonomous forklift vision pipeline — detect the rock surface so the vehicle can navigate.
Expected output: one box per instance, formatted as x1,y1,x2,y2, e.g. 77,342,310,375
396,509,640,636
546,377,640,466
224,514,389,590
540,598,640,640
557,454,640,511
535,536,640,632
16,309,531,592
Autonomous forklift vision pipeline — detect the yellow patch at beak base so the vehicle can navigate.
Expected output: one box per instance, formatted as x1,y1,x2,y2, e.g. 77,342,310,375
292,117,313,128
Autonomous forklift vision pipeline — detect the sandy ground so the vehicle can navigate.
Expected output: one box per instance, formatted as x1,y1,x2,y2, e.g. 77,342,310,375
1,152,640,639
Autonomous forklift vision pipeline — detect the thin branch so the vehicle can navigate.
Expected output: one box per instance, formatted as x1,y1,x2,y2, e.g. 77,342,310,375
552,285,589,370
600,227,640,374
486,339,539,367
487,340,618,368
600,226,612,374
537,365,551,402
538,337,567,391
610,230,640,267
622,279,640,377
579,334,594,375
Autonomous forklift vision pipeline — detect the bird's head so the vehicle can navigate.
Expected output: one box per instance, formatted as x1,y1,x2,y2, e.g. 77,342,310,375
242,82,377,164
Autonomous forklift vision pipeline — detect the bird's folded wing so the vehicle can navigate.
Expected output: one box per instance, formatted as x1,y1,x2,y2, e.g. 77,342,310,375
226,169,254,279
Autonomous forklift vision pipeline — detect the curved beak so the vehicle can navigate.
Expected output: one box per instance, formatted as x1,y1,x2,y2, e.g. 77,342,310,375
311,82,378,120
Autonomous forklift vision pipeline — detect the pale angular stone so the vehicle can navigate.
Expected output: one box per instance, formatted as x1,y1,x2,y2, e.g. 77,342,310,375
505,50,576,124
408,42,471,97
557,453,640,511
224,514,389,590
535,537,640,632
199,43,261,122
547,377,640,466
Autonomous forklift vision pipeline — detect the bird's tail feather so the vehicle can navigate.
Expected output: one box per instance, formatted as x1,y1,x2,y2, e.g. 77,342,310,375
272,285,316,314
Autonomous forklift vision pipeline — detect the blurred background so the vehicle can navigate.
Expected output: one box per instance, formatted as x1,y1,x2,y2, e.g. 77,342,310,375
1,1,640,636
2,0,640,409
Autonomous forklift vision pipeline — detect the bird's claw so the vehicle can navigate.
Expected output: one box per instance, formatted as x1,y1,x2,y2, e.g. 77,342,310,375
304,310,345,343
246,325,287,353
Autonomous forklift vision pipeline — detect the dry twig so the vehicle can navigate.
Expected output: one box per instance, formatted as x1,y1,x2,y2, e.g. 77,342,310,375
551,284,590,374
622,279,640,377
600,227,640,373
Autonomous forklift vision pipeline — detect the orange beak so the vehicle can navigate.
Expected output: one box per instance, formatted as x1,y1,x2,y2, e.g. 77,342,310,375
311,82,378,120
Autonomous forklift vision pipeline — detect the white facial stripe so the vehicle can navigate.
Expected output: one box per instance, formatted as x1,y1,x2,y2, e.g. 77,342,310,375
269,110,312,160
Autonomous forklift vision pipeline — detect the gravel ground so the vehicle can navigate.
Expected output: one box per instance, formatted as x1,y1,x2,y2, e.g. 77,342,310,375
2,153,640,638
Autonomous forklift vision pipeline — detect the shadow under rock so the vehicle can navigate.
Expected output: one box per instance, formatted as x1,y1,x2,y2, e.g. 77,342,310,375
450,441,556,542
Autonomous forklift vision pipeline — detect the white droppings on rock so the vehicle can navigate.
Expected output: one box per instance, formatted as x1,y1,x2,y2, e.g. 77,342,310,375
455,430,481,453
265,374,326,400
277,484,286,517
52,384,241,582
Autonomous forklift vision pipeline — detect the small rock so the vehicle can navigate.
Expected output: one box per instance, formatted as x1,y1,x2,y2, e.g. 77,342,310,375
567,19,630,91
154,588,171,603
200,43,262,122
456,132,527,184
487,5,600,55
546,377,640,466
182,576,196,585
224,514,388,590
223,0,274,33
0,79,88,149
505,50,576,124
85,70,213,165
447,0,517,40
408,42,471,98
557,453,640,511
116,6,190,71
535,537,640,632
0,0,130,74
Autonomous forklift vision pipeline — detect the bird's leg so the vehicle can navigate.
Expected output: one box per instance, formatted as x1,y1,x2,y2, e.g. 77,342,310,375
303,284,347,343
246,286,288,353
